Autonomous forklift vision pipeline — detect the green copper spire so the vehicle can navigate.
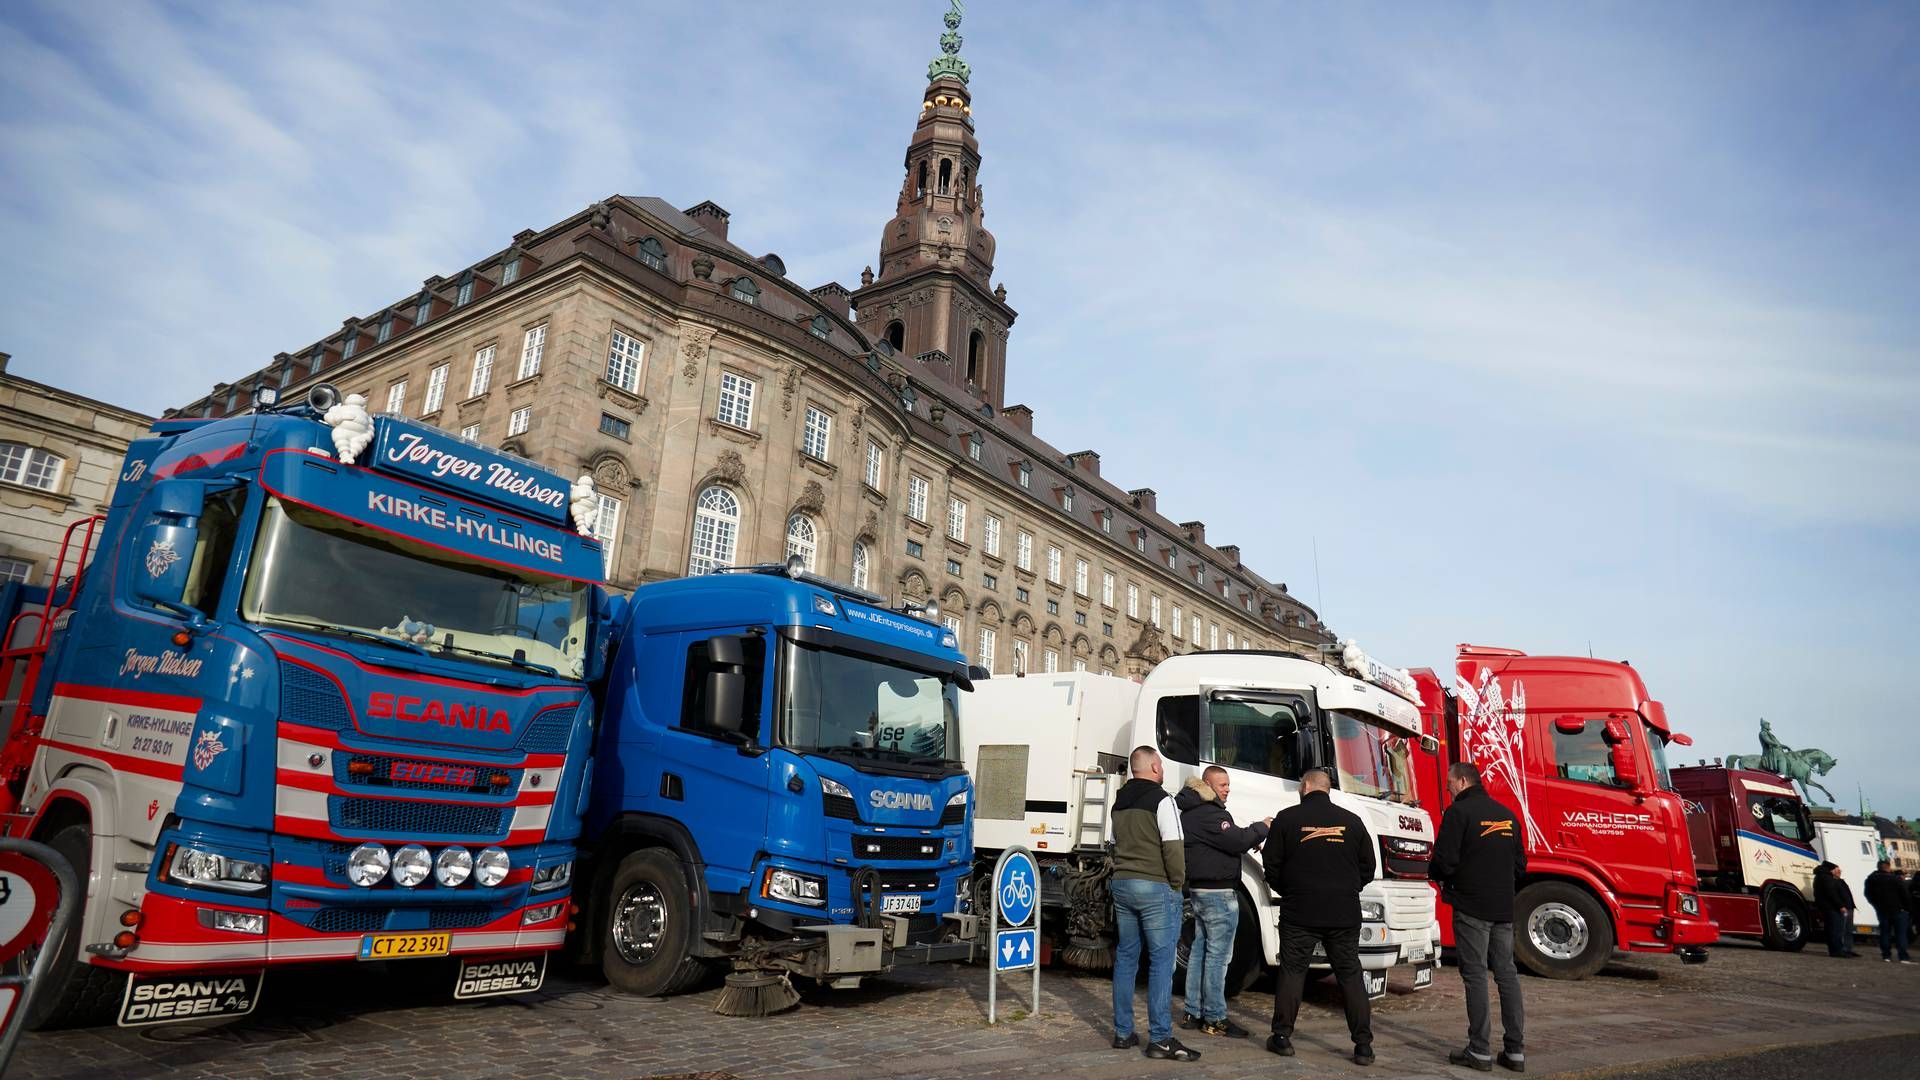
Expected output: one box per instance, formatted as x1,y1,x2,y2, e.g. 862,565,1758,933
927,0,971,85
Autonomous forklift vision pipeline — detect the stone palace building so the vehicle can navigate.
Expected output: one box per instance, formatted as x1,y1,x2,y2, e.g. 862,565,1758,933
171,15,1333,676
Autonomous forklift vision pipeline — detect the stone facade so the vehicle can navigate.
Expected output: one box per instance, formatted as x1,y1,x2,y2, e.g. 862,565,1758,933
173,73,1333,676
0,352,153,586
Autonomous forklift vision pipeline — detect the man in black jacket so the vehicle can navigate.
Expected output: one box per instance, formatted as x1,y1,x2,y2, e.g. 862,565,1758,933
1175,766,1271,1037
1264,768,1376,1066
1814,862,1859,958
1430,762,1527,1073
1863,860,1912,963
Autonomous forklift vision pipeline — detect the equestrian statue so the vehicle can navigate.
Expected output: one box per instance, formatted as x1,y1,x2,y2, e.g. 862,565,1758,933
1725,718,1839,804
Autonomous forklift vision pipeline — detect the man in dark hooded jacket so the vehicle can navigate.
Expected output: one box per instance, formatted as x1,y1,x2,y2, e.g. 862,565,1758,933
1863,860,1912,963
1175,766,1270,1037
1813,862,1859,958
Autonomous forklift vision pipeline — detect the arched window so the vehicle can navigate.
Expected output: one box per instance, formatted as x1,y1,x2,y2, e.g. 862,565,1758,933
960,165,971,198
886,321,905,352
785,513,818,572
730,277,760,306
966,330,983,385
688,486,741,576
851,540,870,590
0,442,64,492
916,160,929,199
637,237,667,272
938,159,952,194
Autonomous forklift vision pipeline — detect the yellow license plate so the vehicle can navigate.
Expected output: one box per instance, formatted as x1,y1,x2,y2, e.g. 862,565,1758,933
358,932,451,960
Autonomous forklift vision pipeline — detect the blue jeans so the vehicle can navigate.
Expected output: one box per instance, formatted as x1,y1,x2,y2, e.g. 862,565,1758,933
1880,909,1911,960
1182,889,1238,1023
1112,877,1179,1043
1825,908,1854,956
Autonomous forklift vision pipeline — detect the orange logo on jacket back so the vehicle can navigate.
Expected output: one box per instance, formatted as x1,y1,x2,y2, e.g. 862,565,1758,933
1301,825,1347,843
1479,819,1515,838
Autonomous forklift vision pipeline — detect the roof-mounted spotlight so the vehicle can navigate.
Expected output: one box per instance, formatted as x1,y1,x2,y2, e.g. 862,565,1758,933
784,554,807,579
308,383,342,412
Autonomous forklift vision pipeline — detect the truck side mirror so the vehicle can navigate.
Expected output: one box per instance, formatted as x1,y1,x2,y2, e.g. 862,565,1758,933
1419,734,1440,755
703,634,749,736
1271,714,1299,740
1670,732,1694,748
1602,717,1643,791
130,480,208,623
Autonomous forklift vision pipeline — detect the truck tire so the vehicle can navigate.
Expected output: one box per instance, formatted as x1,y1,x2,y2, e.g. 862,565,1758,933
1760,890,1809,952
600,848,706,997
19,823,126,1029
1514,881,1613,980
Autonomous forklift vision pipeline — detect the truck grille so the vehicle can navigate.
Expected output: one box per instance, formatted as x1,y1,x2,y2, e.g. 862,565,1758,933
876,870,940,894
281,661,350,730
338,753,518,797
517,707,575,753
853,834,942,860
307,906,498,933
824,792,860,821
330,796,510,838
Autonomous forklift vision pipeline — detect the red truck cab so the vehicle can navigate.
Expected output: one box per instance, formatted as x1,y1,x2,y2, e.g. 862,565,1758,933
1411,646,1716,978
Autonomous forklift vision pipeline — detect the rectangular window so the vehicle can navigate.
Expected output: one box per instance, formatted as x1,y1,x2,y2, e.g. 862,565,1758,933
469,345,495,397
1018,463,1031,489
1135,531,1146,554
982,515,1001,557
599,413,631,440
1552,721,1622,786
1062,488,1074,513
1206,694,1310,781
982,573,998,590
946,558,963,576
1100,513,1112,535
0,557,32,584
1102,572,1115,607
0,445,63,493
1046,599,1059,616
1072,658,1087,672
385,381,406,416
1074,559,1089,596
1102,622,1113,637
500,258,520,286
376,317,393,344
1047,546,1062,584
947,497,967,541
717,371,756,429
968,437,982,462
1044,648,1058,673
589,493,622,576
1127,583,1139,618
1172,605,1183,637
1015,586,1030,604
423,363,449,414
606,329,645,392
415,297,432,325
906,539,924,558
1151,596,1162,628
460,424,481,441
509,406,531,436
1074,611,1087,627
803,406,832,460
341,333,356,360
456,277,474,306
907,475,930,522
864,440,884,487
1226,632,1236,650
1190,614,1201,643
978,626,996,672
1209,624,1219,650
1017,531,1033,571
518,324,546,378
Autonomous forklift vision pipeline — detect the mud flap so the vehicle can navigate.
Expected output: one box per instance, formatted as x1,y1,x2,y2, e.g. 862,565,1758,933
1363,969,1387,999
452,954,546,1000
1411,961,1436,989
118,970,264,1027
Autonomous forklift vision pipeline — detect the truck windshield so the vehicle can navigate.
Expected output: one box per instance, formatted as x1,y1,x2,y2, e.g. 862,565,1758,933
779,640,961,762
242,497,589,678
1644,720,1675,790
1329,710,1416,804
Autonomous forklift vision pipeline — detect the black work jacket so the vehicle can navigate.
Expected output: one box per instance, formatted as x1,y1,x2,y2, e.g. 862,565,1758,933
1814,871,1854,914
1262,790,1375,929
1176,778,1269,891
1430,786,1528,923
1863,870,1907,917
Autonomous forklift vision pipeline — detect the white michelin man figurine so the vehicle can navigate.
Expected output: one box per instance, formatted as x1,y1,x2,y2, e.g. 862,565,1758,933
570,474,599,535
325,393,375,465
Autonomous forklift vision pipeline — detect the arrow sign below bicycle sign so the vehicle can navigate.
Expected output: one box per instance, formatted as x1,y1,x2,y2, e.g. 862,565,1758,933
995,928,1036,972
995,849,1037,928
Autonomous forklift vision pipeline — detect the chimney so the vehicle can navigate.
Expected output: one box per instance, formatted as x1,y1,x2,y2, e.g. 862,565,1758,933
1002,403,1034,433
684,200,731,241
810,282,852,319
1217,544,1241,565
1128,487,1157,514
513,228,537,245
1066,450,1100,478
1181,521,1207,548
0,351,10,375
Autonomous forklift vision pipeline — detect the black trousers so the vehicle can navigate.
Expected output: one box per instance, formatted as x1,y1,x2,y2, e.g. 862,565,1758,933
1270,921,1372,1048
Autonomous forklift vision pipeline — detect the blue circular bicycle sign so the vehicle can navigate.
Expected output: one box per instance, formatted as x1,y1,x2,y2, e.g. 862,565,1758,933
995,848,1037,928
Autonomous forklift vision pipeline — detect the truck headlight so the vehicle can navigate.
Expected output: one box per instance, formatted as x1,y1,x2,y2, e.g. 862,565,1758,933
347,843,390,887
475,847,510,888
1678,892,1700,916
946,791,966,809
820,777,852,799
1360,900,1387,922
762,867,827,907
164,844,267,894
435,846,473,887
530,860,572,892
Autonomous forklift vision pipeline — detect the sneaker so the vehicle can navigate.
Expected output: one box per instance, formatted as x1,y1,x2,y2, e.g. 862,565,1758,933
1497,1051,1527,1073
1449,1048,1494,1072
1111,1033,1138,1050
1902,960,1916,965
1884,957,1893,963
1178,1013,1201,1030
1144,1037,1201,1061
1198,1017,1250,1038
1354,1044,1376,1067
1266,1035,1296,1057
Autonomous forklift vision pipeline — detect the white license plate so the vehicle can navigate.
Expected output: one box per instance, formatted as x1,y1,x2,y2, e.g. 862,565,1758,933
881,894,921,914
1408,944,1431,963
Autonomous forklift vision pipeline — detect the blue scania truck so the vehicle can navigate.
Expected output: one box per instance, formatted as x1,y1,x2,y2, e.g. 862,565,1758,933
577,565,980,1007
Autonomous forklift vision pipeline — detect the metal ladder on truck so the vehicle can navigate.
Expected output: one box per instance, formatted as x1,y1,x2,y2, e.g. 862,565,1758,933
1072,769,1113,852
0,516,103,822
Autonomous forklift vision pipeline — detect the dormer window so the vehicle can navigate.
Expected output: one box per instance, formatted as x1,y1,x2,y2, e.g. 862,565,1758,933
1060,486,1075,513
1134,530,1146,554
341,332,357,360
1098,510,1112,535
500,257,520,285
376,315,394,344
731,277,760,306
1165,549,1178,570
310,343,326,375
456,273,474,307
637,237,667,272
415,294,433,326
967,432,983,462
809,315,831,340
1018,462,1031,489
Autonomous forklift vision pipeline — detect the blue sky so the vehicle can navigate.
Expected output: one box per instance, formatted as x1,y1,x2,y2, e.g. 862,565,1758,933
3,2,1916,811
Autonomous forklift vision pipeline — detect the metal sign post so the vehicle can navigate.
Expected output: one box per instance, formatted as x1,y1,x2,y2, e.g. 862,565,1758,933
987,845,1040,1025
0,837,81,1074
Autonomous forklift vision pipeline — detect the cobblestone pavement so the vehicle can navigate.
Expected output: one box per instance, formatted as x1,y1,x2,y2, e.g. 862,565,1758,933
11,939,1919,1079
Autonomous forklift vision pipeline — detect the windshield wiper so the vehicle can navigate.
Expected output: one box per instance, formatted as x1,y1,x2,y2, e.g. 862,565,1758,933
262,616,428,656
434,640,561,676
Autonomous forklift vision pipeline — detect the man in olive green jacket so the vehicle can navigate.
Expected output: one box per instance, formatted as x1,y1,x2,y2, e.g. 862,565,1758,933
1109,746,1197,1062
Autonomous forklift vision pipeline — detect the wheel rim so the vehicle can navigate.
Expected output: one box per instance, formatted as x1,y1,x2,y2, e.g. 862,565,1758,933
1772,906,1802,941
610,881,668,965
1527,901,1589,961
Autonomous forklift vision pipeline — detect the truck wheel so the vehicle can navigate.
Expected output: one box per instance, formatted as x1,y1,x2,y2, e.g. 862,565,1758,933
1760,890,1809,952
1514,881,1613,979
600,848,706,997
18,823,125,1029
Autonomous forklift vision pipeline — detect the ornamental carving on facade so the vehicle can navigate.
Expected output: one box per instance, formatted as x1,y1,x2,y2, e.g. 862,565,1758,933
1124,621,1171,666
849,403,866,434
589,453,631,493
780,365,800,415
711,449,748,487
860,508,880,543
792,480,826,516
680,324,716,383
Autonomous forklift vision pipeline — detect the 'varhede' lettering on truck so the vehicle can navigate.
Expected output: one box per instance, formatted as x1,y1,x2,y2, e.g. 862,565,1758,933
367,692,511,732
869,789,935,812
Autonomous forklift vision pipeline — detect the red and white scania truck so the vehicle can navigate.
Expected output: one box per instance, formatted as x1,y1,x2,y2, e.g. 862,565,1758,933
1410,646,1716,978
